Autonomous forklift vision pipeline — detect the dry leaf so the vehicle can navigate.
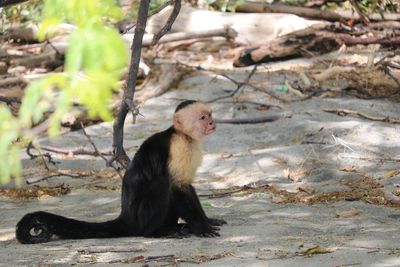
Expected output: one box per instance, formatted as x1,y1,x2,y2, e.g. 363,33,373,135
381,170,400,179
298,186,315,195
302,245,335,257
336,208,361,218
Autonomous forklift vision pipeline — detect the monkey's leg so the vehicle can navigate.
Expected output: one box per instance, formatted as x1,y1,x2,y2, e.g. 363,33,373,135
172,186,219,237
186,185,226,226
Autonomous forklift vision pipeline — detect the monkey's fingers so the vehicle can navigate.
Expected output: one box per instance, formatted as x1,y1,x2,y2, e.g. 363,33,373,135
208,218,227,226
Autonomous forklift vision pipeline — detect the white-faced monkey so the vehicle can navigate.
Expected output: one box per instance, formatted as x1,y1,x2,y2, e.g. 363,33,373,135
16,100,226,244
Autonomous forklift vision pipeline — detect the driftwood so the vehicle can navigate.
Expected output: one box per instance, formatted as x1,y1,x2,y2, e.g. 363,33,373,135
234,23,400,67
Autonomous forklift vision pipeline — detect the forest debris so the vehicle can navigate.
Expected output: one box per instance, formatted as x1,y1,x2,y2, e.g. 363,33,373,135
0,184,70,199
323,109,400,124
78,245,146,254
109,255,146,264
380,169,400,179
336,208,361,218
284,168,311,182
301,245,336,257
135,27,237,47
181,251,234,264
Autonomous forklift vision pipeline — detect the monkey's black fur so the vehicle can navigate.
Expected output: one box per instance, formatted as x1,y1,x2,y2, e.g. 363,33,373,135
16,101,223,244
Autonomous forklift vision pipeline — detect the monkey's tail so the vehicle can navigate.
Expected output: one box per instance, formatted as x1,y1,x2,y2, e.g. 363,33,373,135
16,211,127,244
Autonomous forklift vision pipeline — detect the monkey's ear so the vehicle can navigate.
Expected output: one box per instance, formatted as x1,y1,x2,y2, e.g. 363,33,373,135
173,113,182,130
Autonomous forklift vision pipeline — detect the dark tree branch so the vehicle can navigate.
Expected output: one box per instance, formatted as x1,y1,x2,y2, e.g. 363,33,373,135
215,114,291,124
151,0,181,45
109,0,151,168
122,0,174,34
0,0,28,7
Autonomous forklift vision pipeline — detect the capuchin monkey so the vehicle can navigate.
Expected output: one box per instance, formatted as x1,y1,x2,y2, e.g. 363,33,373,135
16,100,226,244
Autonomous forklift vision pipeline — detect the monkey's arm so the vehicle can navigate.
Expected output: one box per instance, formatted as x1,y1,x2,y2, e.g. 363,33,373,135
172,185,220,237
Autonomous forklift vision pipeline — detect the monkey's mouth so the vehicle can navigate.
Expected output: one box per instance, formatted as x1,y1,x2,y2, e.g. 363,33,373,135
205,126,216,135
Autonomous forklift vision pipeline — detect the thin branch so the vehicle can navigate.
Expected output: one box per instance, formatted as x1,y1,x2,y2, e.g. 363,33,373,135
207,65,258,103
151,0,181,45
122,0,174,34
40,145,113,156
26,142,58,167
26,172,86,185
80,123,123,179
324,108,400,124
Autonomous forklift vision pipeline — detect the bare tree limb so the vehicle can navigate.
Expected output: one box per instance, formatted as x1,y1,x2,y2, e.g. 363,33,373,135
215,113,291,124
110,0,151,168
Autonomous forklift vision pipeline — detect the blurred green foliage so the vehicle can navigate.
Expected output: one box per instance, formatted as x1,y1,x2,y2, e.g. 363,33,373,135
0,0,128,184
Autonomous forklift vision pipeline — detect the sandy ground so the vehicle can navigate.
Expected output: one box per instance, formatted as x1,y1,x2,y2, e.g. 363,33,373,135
1,56,400,267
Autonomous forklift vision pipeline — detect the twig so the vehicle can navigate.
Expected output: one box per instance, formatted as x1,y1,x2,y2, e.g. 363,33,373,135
26,171,86,185
324,108,400,124
207,65,258,103
151,0,181,45
26,142,58,167
122,0,174,34
40,145,113,156
80,123,123,179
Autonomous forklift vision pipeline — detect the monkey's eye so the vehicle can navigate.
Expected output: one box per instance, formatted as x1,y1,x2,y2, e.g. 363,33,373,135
200,115,206,120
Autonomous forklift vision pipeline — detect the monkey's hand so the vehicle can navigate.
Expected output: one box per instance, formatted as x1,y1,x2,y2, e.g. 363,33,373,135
190,223,220,237
208,218,227,226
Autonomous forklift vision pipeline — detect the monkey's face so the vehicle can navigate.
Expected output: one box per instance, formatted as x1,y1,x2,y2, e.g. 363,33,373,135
174,102,216,140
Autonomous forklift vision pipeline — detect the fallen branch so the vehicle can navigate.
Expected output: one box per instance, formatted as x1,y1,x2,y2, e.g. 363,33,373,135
235,1,400,22
215,113,291,124
26,172,87,185
207,65,258,102
323,108,400,124
40,145,113,156
141,27,237,46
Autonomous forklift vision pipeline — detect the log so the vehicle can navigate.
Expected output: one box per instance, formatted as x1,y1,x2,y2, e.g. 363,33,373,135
233,23,400,67
233,23,342,67
235,1,400,22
